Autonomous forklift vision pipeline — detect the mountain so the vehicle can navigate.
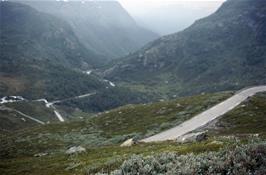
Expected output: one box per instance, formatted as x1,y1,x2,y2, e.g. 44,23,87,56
0,1,104,69
0,2,149,114
21,1,159,59
107,0,266,97
0,2,108,100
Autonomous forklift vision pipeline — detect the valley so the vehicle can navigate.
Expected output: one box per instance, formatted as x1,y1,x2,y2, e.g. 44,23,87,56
1,0,266,174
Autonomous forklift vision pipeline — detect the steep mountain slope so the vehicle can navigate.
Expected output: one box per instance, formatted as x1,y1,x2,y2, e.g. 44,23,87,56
0,2,107,99
1,1,104,69
21,1,159,59
107,0,266,97
0,2,150,113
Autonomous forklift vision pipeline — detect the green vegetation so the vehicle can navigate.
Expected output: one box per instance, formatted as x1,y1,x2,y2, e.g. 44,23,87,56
5,101,56,122
62,87,151,113
22,1,158,59
1,91,266,174
211,93,266,135
1,1,265,174
107,0,266,98
0,101,57,132
0,2,107,101
0,91,232,174
93,92,232,137
0,109,37,133
112,141,266,175
0,138,230,175
1,135,264,175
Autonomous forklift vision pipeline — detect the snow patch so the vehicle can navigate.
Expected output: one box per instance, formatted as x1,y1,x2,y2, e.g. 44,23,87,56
83,70,92,75
0,96,25,104
104,79,116,87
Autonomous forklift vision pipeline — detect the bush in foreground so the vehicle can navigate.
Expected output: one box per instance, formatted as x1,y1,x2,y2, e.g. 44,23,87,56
101,142,266,175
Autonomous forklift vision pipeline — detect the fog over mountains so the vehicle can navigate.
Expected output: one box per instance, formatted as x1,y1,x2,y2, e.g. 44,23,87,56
107,0,266,97
20,0,159,59
120,0,224,35
1,1,266,174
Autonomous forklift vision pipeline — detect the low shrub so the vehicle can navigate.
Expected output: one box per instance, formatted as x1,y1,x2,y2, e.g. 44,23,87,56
108,142,266,175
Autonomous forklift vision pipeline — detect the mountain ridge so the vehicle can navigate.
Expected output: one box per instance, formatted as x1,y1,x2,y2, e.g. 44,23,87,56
0,2,108,100
106,0,266,97
20,1,159,59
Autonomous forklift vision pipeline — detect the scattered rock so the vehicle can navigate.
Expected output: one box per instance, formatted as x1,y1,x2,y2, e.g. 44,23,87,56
65,162,81,171
120,138,135,147
34,153,48,157
66,146,86,155
176,132,208,143
253,133,259,137
209,140,223,145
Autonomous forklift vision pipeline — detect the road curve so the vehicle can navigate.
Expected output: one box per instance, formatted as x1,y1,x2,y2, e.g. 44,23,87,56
35,92,96,122
141,85,266,142
0,106,45,125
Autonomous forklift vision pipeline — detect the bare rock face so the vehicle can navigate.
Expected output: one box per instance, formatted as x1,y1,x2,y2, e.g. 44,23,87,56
66,146,86,155
120,138,135,147
176,132,208,143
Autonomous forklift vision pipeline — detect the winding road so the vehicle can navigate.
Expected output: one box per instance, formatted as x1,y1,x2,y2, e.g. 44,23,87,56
141,85,266,142
0,106,45,125
36,92,96,122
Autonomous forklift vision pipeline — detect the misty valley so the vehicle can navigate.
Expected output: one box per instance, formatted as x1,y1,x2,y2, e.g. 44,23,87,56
0,0,266,175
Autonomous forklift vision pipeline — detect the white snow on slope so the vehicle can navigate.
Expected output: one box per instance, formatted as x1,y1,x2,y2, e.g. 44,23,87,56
104,79,116,87
0,96,25,104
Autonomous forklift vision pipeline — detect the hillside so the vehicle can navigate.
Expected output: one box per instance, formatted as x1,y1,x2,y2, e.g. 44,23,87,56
21,1,159,59
107,0,266,97
0,2,108,99
209,92,266,135
0,101,56,133
0,2,104,69
0,2,149,113
1,91,266,174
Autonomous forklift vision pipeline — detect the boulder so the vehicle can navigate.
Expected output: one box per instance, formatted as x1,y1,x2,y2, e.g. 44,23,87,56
209,140,223,145
34,153,48,157
66,146,86,155
120,138,135,147
176,132,208,143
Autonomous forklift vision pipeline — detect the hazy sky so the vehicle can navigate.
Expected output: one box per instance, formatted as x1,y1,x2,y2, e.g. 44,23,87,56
118,0,225,14
116,0,226,34
10,0,226,34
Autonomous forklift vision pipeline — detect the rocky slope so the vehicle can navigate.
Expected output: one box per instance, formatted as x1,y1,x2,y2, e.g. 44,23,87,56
107,0,266,97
